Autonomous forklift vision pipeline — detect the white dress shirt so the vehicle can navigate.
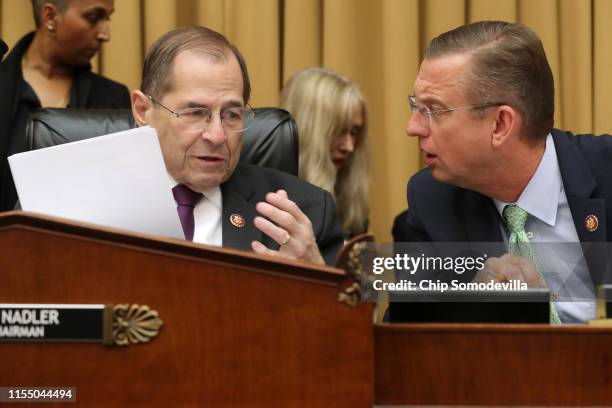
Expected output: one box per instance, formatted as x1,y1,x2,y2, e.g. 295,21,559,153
192,186,222,247
493,134,596,323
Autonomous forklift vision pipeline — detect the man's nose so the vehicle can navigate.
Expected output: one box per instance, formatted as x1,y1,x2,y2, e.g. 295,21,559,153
202,115,228,146
405,113,429,138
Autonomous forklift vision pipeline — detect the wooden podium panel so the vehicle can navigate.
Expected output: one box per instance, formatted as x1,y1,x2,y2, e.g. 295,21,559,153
0,212,373,407
375,322,612,406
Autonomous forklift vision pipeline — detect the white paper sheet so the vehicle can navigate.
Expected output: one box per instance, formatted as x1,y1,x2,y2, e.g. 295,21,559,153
8,126,184,239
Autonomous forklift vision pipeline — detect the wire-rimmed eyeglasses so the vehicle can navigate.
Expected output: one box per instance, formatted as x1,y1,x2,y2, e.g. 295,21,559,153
408,95,504,128
147,95,255,133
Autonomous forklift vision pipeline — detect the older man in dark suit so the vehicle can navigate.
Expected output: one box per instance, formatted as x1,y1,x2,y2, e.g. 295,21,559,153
131,27,343,265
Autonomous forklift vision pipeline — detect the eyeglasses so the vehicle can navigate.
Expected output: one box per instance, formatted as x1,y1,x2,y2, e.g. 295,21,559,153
147,95,255,133
408,95,504,128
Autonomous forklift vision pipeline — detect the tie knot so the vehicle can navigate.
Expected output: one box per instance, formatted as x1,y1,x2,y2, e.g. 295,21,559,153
503,204,528,232
172,184,202,207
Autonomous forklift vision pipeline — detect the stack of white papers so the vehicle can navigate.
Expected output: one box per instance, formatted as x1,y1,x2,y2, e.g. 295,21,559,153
9,126,183,239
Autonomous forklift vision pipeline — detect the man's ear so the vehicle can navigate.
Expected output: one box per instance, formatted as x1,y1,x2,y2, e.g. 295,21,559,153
131,90,151,126
491,105,518,149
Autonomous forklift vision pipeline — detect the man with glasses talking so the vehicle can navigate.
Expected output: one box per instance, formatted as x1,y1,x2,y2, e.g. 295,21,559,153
393,21,612,322
131,26,343,265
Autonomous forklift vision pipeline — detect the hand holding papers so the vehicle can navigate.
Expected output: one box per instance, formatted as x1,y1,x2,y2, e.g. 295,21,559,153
8,126,183,239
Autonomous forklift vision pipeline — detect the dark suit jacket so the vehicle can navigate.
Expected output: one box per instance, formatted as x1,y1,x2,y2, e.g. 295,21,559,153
0,32,131,211
393,129,612,285
221,162,344,266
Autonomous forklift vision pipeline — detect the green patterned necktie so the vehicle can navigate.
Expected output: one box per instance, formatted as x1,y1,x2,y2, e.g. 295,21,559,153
503,204,561,324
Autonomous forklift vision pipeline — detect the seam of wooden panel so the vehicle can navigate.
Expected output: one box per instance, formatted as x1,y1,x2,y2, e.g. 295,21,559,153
0,219,346,287
374,322,612,334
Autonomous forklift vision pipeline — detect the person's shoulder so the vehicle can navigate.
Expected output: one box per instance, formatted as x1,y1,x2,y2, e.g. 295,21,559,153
88,71,129,93
552,128,612,165
1,33,33,71
552,128,612,150
396,169,462,242
235,162,324,193
407,166,464,204
82,70,131,108
231,163,334,216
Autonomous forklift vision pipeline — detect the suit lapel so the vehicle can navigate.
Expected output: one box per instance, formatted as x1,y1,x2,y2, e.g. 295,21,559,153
463,191,504,242
553,130,608,284
565,197,607,243
220,165,262,251
462,190,506,258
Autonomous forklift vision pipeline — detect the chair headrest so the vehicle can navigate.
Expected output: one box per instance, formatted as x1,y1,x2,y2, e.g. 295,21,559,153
25,107,299,176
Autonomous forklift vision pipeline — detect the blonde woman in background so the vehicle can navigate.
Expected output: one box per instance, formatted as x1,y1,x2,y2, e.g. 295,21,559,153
281,67,370,238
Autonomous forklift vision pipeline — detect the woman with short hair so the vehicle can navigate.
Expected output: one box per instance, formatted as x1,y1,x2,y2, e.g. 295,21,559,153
0,0,130,211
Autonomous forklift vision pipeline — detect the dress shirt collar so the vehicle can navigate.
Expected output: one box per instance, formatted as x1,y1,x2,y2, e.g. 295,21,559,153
168,174,221,209
494,133,561,226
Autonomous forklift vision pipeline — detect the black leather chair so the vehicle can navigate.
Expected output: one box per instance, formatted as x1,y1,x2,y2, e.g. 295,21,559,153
25,108,299,175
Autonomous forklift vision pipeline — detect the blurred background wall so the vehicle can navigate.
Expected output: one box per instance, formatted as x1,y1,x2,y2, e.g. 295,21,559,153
2,0,612,242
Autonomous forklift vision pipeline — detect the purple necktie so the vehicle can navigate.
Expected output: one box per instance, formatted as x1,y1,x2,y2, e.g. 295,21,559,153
172,184,203,241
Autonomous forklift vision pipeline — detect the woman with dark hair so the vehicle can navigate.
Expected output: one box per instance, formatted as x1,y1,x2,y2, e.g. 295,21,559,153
0,0,131,211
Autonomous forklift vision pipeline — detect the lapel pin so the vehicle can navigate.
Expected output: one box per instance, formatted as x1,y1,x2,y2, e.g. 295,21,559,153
230,214,245,228
584,214,599,232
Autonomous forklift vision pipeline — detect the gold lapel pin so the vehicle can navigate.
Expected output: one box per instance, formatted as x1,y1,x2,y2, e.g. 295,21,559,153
585,214,599,232
230,214,245,228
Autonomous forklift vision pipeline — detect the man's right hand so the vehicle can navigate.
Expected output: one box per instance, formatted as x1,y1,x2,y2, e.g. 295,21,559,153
473,253,545,288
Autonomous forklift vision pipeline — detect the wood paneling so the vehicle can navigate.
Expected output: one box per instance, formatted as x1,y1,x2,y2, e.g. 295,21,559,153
0,212,373,407
375,322,612,406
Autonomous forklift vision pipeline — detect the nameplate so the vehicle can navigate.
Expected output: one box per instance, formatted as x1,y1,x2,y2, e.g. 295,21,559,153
0,304,104,342
0,303,163,346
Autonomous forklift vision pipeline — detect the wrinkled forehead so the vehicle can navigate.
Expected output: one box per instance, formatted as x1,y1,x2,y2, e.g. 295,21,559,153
162,49,243,104
164,48,232,93
414,53,472,104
